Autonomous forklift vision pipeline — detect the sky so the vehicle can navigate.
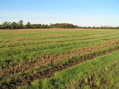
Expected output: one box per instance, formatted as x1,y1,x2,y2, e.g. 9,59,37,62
0,0,119,26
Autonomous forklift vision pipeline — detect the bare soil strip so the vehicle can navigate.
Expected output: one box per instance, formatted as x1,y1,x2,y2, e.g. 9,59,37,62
1,40,119,77
1,41,119,89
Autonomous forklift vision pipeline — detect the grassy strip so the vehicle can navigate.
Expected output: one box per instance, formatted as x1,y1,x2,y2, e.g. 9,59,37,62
1,43,119,89
20,50,119,89
1,40,119,77
1,29,119,68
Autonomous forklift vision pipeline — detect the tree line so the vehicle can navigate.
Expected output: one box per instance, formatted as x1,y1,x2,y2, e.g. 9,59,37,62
0,20,119,29
0,20,78,29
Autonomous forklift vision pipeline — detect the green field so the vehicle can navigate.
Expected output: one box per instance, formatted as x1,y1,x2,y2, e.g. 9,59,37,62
0,29,119,89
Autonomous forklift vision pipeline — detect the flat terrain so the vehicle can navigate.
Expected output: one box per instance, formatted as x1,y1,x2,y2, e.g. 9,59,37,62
0,29,119,89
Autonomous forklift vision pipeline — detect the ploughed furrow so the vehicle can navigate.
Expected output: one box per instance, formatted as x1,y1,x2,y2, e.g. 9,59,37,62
1,40,119,77
1,41,119,89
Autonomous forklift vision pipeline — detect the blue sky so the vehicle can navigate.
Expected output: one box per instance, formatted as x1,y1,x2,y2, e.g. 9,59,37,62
0,0,119,26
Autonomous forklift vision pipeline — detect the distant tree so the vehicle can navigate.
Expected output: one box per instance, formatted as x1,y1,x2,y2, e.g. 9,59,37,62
10,22,18,29
50,23,78,28
26,22,31,28
0,24,1,29
2,22,11,29
18,20,24,28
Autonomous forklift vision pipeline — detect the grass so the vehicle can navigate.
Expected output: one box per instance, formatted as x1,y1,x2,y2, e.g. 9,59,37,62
1,29,119,68
1,29,119,89
20,50,119,89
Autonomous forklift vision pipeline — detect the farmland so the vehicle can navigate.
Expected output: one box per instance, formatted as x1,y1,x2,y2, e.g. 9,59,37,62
0,29,119,89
